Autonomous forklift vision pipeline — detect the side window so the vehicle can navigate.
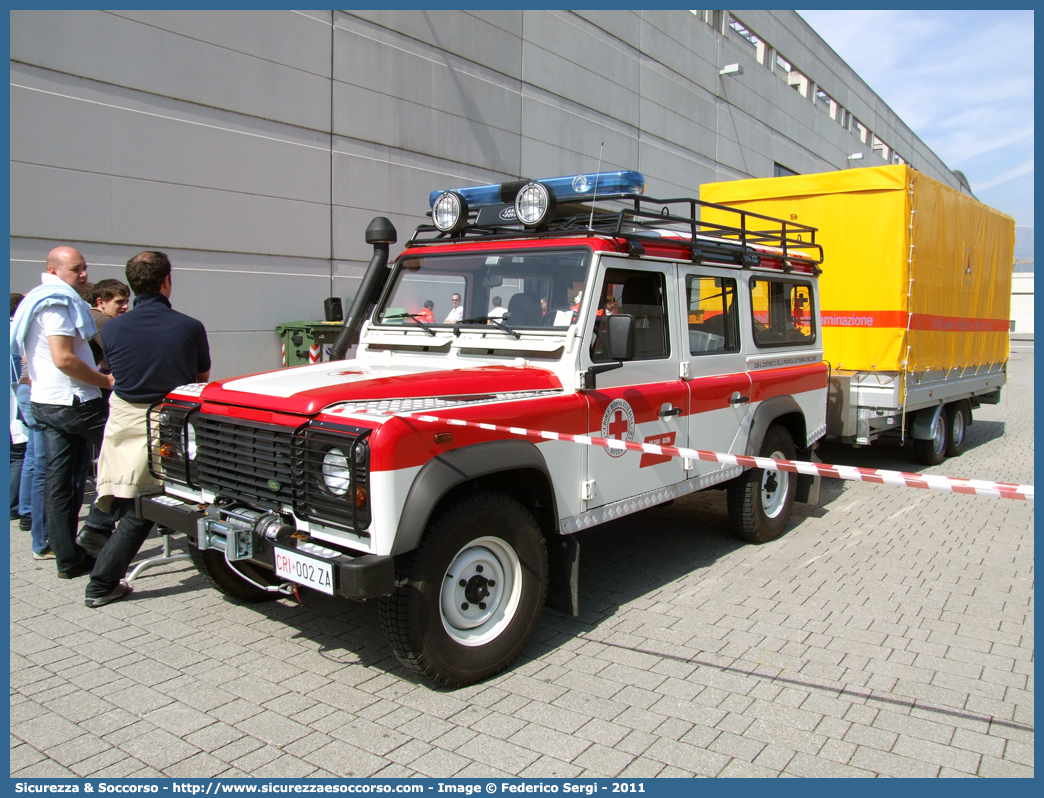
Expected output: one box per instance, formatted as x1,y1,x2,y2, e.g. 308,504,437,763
686,275,739,354
590,268,669,362
750,278,815,347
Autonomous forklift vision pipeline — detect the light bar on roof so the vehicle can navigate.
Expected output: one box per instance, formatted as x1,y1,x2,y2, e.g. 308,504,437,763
428,170,645,209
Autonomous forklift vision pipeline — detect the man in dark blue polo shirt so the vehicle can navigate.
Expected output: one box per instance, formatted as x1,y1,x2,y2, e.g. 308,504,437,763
79,250,211,607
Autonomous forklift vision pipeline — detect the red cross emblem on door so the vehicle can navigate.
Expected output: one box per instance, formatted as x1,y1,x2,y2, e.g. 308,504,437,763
601,398,635,458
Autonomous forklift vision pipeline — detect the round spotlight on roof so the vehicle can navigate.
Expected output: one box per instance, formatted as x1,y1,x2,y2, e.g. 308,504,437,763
514,182,557,228
432,191,469,234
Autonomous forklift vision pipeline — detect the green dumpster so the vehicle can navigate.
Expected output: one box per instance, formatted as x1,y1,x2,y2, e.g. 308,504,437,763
275,320,346,367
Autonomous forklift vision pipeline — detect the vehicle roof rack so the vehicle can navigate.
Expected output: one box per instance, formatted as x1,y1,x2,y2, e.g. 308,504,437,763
407,189,823,270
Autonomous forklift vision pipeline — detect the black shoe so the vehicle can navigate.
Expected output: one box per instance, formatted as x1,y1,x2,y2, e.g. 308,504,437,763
58,557,96,580
18,515,31,531
76,526,112,557
85,582,132,608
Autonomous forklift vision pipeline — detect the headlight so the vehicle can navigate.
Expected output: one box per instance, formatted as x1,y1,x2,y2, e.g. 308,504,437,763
432,190,469,233
148,401,200,487
186,422,198,461
514,181,556,228
322,448,351,496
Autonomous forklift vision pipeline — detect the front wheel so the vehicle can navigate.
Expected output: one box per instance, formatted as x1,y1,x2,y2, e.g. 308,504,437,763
727,425,798,544
378,490,548,687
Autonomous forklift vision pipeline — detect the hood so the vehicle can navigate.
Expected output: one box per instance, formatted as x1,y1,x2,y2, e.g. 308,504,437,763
200,362,562,415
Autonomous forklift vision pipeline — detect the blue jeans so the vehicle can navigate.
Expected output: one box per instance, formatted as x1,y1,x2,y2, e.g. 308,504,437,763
16,385,49,554
31,397,109,572
18,429,32,517
83,498,154,599
10,437,25,518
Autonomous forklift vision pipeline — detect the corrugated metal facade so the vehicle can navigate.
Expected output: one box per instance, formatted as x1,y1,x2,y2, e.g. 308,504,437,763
9,10,963,377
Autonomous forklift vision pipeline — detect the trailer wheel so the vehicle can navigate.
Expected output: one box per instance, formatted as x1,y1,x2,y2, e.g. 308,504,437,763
189,547,280,603
378,490,548,687
913,410,948,466
727,425,798,544
945,401,971,457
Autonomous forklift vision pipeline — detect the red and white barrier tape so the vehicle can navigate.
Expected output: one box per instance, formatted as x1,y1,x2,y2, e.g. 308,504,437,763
356,410,1033,502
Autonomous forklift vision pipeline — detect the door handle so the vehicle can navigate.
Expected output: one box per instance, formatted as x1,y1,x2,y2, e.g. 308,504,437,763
729,392,750,405
659,405,682,418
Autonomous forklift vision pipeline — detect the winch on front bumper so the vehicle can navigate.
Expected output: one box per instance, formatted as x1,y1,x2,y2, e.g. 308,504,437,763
136,490,395,600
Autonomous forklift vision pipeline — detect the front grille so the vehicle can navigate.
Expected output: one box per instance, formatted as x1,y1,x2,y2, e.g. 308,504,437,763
196,415,297,509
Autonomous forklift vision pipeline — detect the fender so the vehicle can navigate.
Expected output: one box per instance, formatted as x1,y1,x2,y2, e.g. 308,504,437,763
745,395,806,456
392,439,558,555
910,404,945,440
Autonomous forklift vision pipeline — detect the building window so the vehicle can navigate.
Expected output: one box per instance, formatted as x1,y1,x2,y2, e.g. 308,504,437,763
853,119,869,144
814,87,838,119
872,135,889,161
728,14,758,47
774,163,799,178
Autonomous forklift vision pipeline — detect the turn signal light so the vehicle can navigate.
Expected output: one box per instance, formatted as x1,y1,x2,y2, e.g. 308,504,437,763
355,486,367,507
159,443,175,458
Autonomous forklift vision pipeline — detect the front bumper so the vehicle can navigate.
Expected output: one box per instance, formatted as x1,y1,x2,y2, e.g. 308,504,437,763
137,491,395,600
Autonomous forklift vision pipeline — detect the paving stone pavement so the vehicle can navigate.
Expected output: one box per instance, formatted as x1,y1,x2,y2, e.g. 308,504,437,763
11,351,1033,778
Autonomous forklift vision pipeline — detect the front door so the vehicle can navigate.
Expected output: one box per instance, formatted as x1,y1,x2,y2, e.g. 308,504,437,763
581,261,688,509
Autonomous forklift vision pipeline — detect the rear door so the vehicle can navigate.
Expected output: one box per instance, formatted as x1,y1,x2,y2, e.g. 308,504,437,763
681,266,751,477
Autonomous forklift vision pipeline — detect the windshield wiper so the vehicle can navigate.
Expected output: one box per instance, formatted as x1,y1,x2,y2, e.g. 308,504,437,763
455,316,520,339
382,312,436,336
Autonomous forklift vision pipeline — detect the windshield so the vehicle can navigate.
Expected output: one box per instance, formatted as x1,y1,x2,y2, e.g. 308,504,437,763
376,248,591,330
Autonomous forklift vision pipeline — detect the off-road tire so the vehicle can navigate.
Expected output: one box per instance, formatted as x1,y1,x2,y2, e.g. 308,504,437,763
189,546,280,603
944,400,970,458
378,490,548,688
727,425,798,544
913,410,948,466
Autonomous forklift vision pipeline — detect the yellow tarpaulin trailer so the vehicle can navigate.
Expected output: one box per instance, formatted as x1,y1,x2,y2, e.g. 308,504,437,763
700,165,1014,374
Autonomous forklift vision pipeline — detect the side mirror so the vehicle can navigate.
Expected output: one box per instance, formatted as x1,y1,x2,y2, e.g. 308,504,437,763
581,314,635,390
606,314,635,361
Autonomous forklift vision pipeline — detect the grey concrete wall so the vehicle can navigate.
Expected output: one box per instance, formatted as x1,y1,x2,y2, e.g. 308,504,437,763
10,9,964,378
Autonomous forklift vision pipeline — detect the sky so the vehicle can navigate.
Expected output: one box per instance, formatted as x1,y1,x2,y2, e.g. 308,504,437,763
797,10,1034,261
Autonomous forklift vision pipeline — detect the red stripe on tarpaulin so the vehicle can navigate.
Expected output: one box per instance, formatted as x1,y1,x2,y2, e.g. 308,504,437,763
821,310,1009,332
349,409,1033,502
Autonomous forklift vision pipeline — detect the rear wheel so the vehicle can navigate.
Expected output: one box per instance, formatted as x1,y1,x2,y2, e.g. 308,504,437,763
189,547,280,603
727,425,798,544
913,410,948,465
379,490,548,687
945,401,970,457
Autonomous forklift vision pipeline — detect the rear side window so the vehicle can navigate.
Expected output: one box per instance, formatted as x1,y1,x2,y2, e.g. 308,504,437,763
686,275,739,354
750,278,815,347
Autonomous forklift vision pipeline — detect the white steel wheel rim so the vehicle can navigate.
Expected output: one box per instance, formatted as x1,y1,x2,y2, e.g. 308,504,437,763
761,450,789,519
440,537,522,647
951,410,965,448
931,414,946,454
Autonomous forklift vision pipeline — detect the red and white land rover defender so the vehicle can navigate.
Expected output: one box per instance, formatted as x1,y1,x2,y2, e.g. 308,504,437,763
140,171,828,686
